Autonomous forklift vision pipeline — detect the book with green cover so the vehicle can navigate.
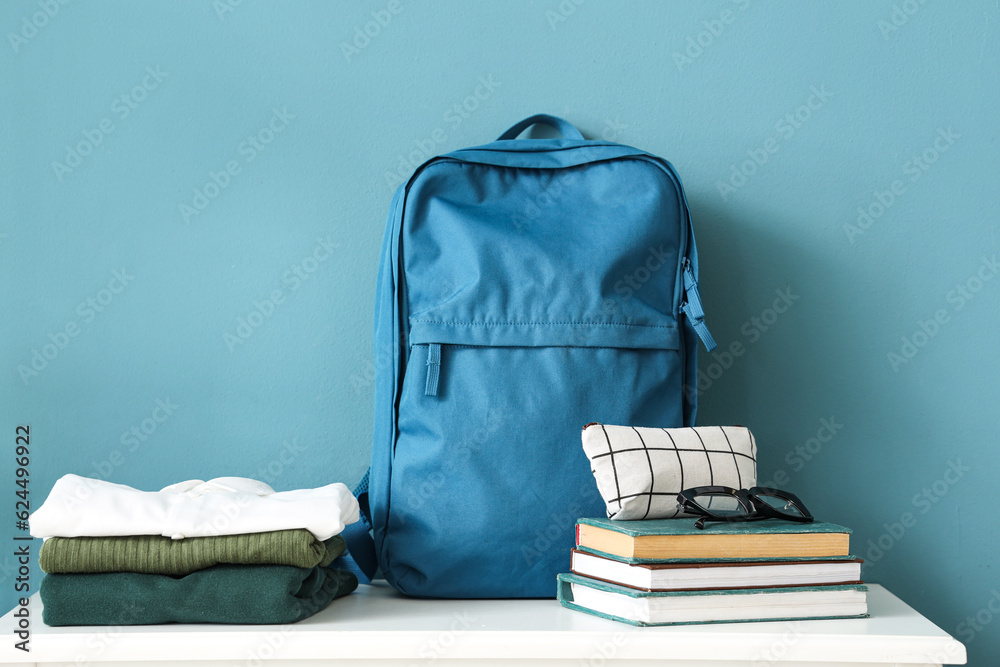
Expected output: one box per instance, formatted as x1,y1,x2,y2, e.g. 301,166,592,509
576,517,853,563
556,573,869,627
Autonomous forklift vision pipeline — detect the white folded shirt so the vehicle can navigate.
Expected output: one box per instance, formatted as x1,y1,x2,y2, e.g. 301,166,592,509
29,474,359,541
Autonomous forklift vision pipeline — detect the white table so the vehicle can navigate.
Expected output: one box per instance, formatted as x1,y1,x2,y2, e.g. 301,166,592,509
0,582,966,666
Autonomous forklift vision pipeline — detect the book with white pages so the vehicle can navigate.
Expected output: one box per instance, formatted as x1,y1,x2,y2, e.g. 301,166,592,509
571,549,864,592
556,573,869,626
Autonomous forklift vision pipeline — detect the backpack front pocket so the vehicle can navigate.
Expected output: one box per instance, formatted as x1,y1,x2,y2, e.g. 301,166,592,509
384,330,683,598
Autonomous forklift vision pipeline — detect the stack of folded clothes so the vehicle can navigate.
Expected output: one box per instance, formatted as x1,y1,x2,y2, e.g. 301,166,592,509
29,474,361,626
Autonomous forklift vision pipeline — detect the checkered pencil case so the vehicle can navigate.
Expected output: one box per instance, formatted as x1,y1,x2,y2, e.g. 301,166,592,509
581,424,757,521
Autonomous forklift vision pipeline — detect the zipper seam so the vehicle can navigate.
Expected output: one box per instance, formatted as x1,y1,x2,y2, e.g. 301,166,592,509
410,319,678,329
451,142,633,155
412,343,682,350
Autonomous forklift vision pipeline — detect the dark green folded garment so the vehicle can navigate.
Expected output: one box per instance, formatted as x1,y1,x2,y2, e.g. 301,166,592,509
40,565,358,626
39,531,345,576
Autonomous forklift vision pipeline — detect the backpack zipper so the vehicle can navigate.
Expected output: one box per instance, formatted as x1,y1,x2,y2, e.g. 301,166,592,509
681,258,717,351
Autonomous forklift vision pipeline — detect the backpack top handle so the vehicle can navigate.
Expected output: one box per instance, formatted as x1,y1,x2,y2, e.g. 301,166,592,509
497,114,585,141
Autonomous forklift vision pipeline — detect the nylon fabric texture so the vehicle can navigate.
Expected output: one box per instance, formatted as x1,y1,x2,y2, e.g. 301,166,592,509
358,115,714,598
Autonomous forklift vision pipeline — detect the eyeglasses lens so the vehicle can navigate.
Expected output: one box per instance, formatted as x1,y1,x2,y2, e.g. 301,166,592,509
694,493,746,517
756,492,805,517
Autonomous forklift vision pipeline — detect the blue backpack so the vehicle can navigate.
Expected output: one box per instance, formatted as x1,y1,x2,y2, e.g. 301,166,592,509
340,115,715,598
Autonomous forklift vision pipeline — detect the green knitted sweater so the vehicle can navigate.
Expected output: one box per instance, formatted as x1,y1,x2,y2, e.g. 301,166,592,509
39,530,345,576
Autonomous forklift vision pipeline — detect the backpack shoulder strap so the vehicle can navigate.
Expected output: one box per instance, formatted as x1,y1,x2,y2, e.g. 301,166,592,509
332,469,377,583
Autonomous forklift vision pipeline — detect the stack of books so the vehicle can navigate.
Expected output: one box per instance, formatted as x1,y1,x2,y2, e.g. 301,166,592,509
557,517,868,626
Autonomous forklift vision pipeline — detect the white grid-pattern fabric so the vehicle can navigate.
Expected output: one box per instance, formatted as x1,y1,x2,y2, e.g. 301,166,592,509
581,424,757,521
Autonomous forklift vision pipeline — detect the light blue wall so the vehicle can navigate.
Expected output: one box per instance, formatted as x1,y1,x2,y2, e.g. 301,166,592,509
2,0,997,660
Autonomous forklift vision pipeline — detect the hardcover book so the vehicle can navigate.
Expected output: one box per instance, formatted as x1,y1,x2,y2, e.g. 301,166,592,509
556,573,869,626
576,517,852,562
571,549,864,592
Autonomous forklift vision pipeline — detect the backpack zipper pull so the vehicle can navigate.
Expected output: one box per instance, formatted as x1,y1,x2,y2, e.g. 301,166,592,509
681,259,717,351
424,343,442,396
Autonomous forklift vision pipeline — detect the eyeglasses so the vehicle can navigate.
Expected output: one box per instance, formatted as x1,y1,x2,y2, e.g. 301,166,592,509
675,486,814,530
